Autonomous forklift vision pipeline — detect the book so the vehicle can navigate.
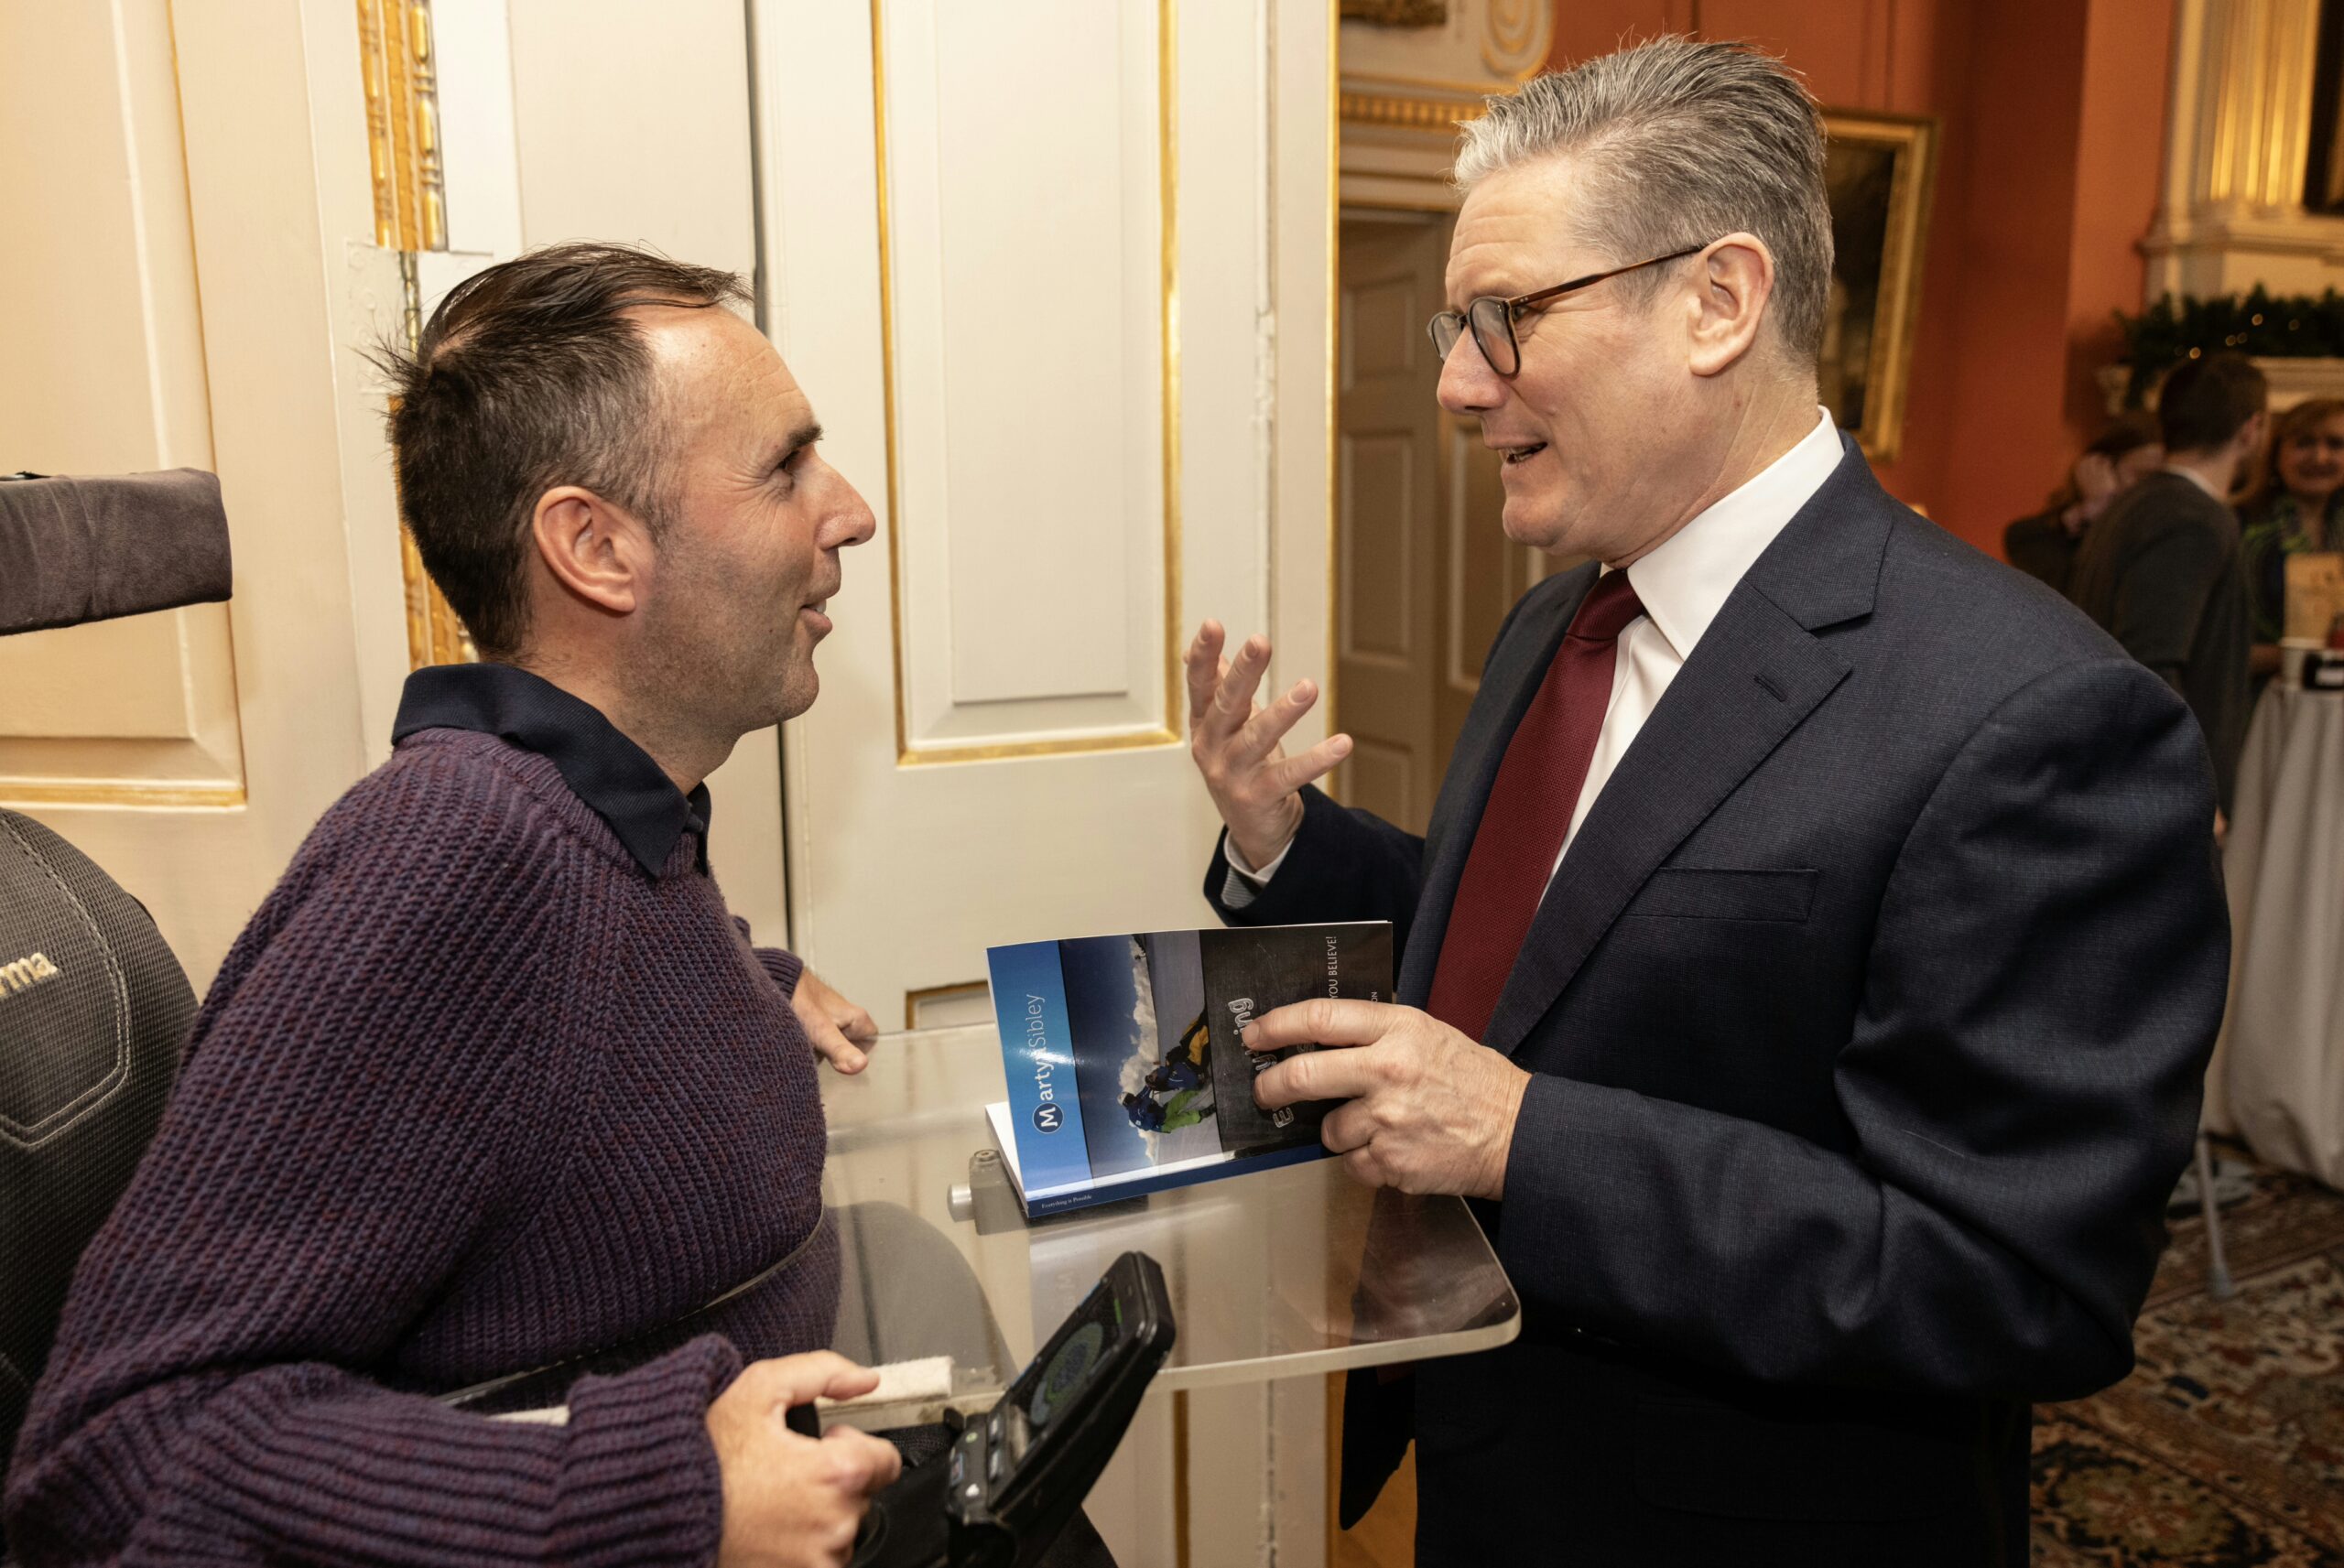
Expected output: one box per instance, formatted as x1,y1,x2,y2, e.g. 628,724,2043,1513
983,921,1395,1217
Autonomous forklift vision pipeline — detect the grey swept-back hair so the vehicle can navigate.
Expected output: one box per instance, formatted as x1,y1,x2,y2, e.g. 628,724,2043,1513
1454,37,1834,366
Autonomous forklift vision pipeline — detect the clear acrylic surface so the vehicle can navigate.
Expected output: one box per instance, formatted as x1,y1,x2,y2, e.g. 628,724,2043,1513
449,1025,1520,1426
811,1025,1521,1426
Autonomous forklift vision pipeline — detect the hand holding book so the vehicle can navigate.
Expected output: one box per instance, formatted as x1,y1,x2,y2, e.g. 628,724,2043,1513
1244,1000,1533,1202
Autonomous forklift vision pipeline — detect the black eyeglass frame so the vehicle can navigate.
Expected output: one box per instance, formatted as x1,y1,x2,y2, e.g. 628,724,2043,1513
1427,241,1715,376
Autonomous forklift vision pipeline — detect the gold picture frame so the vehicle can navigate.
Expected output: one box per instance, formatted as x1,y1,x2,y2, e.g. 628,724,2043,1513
1819,111,1939,466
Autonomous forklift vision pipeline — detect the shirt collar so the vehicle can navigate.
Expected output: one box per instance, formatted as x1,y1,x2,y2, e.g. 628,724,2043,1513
1620,406,1846,661
2163,463,2225,502
391,663,711,878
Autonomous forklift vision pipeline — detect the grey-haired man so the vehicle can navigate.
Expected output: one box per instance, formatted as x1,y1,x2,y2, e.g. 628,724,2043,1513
1187,38,2223,1567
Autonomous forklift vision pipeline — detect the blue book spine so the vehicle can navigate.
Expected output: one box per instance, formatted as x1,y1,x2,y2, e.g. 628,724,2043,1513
986,941,1092,1199
1017,1140,1330,1217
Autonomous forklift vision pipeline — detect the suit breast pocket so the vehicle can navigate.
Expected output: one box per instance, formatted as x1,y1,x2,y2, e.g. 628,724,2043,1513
1621,867,1818,924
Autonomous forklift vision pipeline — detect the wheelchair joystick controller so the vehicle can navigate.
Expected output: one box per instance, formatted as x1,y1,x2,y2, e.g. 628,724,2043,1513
800,1252,1176,1568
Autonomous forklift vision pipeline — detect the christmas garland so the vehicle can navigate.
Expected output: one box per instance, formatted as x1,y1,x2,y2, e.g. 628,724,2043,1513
2117,288,2344,403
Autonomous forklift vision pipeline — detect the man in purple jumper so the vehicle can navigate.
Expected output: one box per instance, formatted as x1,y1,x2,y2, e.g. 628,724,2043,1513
6,244,900,1567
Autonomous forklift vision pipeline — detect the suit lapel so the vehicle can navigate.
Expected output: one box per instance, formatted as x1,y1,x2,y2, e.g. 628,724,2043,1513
1396,567,1594,1006
1477,440,1896,1057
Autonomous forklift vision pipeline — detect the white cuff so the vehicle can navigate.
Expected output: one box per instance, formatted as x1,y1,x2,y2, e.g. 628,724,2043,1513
1224,832,1296,883
1221,827,1297,891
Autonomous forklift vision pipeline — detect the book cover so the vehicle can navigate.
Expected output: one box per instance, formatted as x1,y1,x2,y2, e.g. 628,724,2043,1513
984,922,1394,1217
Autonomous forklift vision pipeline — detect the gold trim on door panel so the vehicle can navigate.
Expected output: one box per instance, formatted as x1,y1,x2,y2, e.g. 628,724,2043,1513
902,979,989,1031
1156,0,1183,760
0,781,245,809
356,0,447,254
873,0,1182,765
364,3,470,671
1325,0,1343,797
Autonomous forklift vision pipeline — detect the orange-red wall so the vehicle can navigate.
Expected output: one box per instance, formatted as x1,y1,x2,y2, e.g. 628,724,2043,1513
1546,0,2174,557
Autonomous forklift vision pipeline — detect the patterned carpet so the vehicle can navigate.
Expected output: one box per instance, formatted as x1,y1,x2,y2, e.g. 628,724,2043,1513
2033,1148,2344,1566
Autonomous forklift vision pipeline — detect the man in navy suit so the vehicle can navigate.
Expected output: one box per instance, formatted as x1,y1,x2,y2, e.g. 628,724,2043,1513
1186,38,2225,1568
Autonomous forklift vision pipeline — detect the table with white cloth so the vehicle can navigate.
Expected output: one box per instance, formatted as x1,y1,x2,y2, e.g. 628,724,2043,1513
2216,684,2344,1185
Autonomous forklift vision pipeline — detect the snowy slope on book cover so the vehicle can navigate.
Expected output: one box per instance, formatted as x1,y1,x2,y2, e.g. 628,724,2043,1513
985,921,1393,1216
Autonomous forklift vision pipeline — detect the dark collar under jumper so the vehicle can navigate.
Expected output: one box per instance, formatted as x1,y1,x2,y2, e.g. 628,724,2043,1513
5,664,830,1566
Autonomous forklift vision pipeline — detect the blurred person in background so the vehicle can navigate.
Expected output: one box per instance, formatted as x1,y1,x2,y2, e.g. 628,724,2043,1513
2003,414,2163,597
2069,351,2267,831
2240,396,2344,676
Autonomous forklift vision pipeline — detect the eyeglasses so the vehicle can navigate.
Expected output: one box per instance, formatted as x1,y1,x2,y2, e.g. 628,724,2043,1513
1427,242,1714,376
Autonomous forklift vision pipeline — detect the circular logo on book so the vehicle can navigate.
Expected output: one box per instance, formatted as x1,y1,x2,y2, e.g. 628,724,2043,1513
1032,1102,1065,1134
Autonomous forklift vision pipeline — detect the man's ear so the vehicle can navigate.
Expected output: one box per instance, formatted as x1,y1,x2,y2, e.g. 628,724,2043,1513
2238,412,2269,461
1683,233,1776,380
529,485,651,617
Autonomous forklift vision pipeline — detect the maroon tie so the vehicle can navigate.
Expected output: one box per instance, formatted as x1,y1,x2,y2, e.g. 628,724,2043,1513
1427,569,1645,1044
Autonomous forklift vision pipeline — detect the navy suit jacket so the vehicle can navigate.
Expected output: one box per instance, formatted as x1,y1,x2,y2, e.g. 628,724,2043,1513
1206,443,2227,1567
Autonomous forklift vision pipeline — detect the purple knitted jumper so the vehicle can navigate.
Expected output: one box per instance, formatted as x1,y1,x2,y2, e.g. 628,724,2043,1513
5,719,829,1564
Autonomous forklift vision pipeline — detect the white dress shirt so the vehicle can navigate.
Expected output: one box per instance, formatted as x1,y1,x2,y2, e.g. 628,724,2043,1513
2161,463,2225,502
1227,407,1845,901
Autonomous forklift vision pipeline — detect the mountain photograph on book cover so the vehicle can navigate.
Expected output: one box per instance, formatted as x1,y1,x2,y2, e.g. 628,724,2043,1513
1058,930,1224,1182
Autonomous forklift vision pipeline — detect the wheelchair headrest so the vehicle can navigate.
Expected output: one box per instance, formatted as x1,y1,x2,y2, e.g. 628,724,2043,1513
0,469,232,636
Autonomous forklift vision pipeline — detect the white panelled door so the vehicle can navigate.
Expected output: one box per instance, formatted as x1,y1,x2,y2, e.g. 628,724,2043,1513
752,4,1337,1563
0,1,391,989
754,0,1335,1030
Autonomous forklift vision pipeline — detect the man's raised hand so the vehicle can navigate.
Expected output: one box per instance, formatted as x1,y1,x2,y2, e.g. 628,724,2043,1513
1185,620,1352,871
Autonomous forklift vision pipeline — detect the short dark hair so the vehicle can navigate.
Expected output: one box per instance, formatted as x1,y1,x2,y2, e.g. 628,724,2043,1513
2155,352,2267,456
378,243,752,658
2085,412,2161,464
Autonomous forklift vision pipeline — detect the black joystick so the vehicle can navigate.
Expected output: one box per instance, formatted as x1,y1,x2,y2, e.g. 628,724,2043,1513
830,1252,1175,1568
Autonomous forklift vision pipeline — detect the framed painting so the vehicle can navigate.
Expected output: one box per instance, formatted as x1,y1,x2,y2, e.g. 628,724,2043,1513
1819,111,1939,465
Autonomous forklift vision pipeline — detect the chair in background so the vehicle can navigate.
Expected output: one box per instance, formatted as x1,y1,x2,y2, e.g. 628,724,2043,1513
2196,1132,2237,1301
